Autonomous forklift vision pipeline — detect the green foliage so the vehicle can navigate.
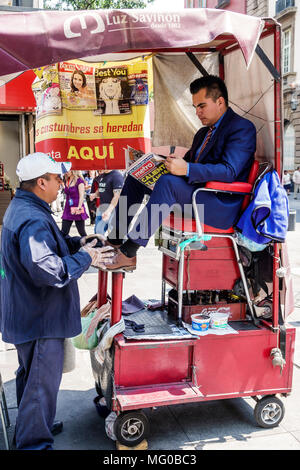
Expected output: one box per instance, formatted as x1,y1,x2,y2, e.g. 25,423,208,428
44,0,154,11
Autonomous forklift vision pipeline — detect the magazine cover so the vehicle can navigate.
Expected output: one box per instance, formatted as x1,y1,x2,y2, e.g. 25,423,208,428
94,66,132,115
32,64,62,120
125,146,169,190
59,62,97,110
128,69,149,105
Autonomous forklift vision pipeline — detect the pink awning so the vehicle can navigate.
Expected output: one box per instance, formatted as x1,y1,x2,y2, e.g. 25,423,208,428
0,8,264,77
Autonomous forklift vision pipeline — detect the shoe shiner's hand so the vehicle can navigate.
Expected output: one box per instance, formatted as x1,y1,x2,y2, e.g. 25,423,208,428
80,233,106,248
81,239,115,268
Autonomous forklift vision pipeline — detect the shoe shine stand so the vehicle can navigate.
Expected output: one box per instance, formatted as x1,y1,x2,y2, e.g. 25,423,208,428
86,16,295,448
92,221,295,449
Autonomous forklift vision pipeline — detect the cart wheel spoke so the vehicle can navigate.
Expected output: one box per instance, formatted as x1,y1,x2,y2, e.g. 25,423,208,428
121,418,144,440
262,403,282,423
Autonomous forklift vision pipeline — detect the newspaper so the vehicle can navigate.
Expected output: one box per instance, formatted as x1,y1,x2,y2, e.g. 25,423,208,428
125,146,169,190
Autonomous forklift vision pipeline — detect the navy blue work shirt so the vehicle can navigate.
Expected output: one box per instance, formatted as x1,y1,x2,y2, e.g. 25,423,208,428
0,189,92,345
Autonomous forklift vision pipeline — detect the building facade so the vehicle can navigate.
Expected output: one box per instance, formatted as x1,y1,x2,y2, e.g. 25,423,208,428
184,0,246,13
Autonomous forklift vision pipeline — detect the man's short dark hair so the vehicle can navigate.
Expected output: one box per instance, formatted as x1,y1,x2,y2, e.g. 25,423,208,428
190,75,228,107
20,173,51,191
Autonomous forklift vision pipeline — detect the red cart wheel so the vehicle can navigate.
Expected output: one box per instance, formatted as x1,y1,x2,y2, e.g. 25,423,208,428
114,411,150,447
254,396,285,428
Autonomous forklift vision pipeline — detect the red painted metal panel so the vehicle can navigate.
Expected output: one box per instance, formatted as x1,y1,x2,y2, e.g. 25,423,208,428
113,327,295,411
115,339,193,388
193,327,295,397
163,237,240,291
0,71,36,111
116,382,202,411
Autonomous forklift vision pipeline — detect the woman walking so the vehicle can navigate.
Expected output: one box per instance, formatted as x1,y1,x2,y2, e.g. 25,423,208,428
62,170,88,236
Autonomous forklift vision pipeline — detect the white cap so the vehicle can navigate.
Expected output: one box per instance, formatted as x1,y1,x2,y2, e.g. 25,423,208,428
16,152,72,182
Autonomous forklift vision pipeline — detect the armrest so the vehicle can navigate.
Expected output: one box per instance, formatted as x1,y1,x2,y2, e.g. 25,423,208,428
204,181,253,193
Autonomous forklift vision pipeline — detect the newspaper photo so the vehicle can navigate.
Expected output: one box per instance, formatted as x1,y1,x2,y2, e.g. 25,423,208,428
125,146,169,190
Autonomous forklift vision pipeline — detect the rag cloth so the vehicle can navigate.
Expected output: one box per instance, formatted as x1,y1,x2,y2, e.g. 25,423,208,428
121,295,145,315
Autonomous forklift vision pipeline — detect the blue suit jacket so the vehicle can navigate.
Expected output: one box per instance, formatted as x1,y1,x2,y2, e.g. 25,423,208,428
183,107,256,228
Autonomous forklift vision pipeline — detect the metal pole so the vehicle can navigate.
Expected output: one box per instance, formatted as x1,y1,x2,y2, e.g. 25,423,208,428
111,272,123,326
19,114,26,157
272,24,283,331
177,250,185,326
97,269,108,309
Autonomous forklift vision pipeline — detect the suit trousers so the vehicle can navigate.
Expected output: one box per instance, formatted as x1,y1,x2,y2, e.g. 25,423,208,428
111,173,206,247
111,173,244,247
15,338,64,450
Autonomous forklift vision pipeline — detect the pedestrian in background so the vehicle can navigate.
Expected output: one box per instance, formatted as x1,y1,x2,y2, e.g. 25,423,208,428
62,170,88,236
84,170,97,225
282,170,292,195
89,169,124,236
293,166,300,199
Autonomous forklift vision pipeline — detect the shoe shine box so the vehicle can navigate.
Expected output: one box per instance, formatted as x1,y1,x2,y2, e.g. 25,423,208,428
167,291,246,324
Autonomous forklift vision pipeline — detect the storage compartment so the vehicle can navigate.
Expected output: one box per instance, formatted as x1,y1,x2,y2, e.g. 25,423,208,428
167,289,246,324
162,237,240,290
114,337,194,388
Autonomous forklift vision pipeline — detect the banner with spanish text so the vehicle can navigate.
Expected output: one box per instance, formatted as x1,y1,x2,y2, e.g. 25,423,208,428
34,58,152,170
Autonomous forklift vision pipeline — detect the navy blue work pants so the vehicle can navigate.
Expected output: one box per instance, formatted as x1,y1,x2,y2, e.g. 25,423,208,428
15,338,64,450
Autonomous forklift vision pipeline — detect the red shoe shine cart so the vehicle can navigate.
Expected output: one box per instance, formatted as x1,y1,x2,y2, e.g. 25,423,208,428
89,16,295,447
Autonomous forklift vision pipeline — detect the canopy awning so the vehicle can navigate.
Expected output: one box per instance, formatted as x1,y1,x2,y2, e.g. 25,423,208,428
0,8,264,78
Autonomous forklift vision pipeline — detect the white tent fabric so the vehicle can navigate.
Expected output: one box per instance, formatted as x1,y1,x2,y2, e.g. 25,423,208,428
152,34,276,164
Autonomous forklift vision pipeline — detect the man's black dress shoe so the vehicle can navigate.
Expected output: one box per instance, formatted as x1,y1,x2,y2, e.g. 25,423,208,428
51,421,63,436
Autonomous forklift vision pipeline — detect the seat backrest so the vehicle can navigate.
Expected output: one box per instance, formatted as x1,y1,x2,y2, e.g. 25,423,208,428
240,160,259,211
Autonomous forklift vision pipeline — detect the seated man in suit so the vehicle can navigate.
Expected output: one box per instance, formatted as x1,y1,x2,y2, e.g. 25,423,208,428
103,75,256,271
